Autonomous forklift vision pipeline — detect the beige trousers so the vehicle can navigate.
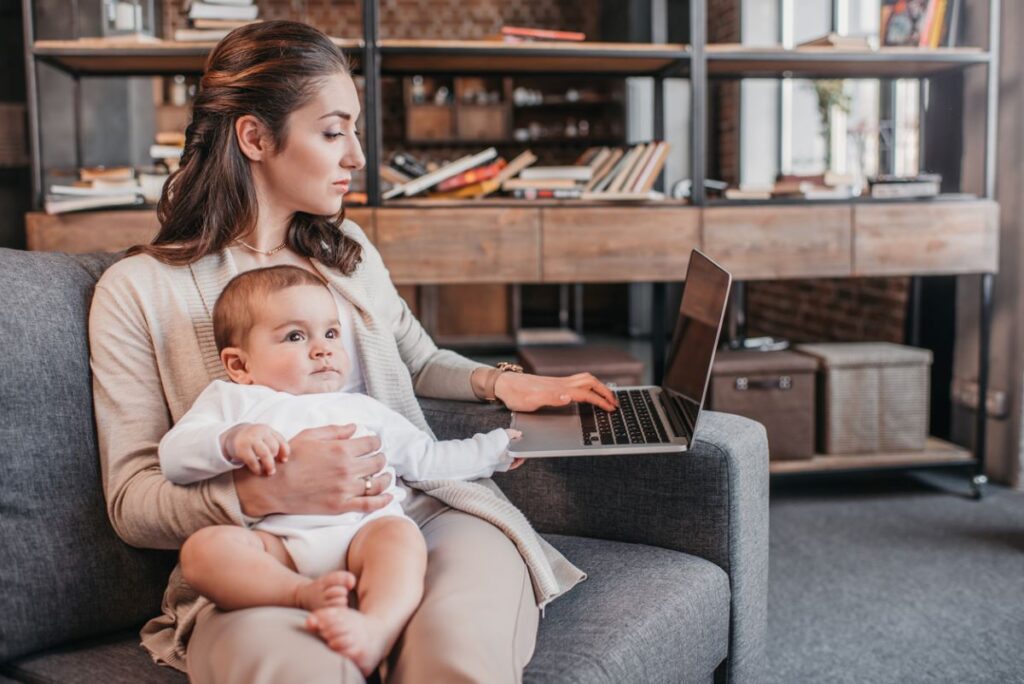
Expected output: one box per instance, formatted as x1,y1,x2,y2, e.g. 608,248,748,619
187,492,540,684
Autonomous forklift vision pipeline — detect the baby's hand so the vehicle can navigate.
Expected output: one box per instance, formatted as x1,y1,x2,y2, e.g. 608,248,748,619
221,423,291,476
505,428,523,441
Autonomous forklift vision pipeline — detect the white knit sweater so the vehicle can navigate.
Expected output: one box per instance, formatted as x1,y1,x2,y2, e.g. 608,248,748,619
89,220,584,671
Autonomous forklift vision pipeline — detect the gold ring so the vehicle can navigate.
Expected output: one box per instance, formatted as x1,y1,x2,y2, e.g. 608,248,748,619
364,476,372,492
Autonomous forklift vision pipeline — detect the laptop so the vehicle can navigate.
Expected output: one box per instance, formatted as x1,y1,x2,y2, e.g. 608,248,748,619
508,250,732,458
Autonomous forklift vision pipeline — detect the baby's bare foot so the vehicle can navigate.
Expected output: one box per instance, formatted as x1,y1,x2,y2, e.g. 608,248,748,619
294,571,355,611
305,606,391,676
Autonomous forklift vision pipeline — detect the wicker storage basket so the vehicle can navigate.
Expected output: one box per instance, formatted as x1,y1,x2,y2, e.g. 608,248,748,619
796,342,932,455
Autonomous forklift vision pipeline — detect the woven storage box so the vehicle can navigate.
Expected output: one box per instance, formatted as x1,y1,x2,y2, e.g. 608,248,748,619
518,345,645,387
795,342,932,455
709,350,818,461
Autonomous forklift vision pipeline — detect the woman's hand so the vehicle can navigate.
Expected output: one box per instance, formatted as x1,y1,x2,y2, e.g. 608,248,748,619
493,371,618,413
234,424,393,518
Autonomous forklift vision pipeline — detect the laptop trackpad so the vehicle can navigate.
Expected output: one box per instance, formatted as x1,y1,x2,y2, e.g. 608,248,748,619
510,404,583,454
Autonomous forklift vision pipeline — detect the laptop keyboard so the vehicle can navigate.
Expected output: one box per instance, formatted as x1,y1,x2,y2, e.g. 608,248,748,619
580,389,671,446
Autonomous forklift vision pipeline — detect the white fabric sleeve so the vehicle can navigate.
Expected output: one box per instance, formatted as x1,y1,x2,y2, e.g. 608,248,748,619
158,382,243,485
371,403,513,482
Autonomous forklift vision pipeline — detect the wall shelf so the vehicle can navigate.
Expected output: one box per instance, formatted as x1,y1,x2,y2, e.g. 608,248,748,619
32,37,364,76
379,39,690,76
769,437,974,475
706,44,990,79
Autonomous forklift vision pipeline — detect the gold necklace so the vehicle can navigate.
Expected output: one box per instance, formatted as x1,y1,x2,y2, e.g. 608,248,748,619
233,238,288,256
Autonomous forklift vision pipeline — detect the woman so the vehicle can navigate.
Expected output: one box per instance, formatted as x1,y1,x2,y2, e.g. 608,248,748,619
89,20,616,683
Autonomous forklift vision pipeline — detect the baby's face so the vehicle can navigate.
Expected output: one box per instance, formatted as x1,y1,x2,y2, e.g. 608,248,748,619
233,284,350,394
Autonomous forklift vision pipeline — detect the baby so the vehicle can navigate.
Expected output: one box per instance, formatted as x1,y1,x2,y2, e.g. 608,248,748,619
158,265,519,675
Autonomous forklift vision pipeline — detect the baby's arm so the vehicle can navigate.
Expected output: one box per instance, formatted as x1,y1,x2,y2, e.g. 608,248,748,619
159,382,285,484
370,403,516,481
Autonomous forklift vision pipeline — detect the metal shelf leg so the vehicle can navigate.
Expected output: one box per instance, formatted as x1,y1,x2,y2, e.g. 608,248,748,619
972,273,994,500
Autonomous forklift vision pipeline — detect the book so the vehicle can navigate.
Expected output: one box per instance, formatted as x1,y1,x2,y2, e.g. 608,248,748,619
380,166,412,186
635,141,671,193
797,33,874,49
155,131,186,146
44,193,144,215
880,0,933,47
429,179,501,200
724,187,772,200
49,184,141,197
188,2,260,21
591,148,631,193
502,178,578,191
150,144,184,159
192,18,260,29
435,159,507,192
493,150,538,184
511,188,583,200
174,28,232,42
399,147,498,197
519,166,592,182
869,175,941,198
79,166,134,182
605,144,645,193
579,190,665,202
499,26,586,42
623,142,657,192
390,152,428,178
585,148,624,191
202,0,256,6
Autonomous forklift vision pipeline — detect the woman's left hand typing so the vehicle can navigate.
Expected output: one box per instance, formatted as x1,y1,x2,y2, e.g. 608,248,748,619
494,371,618,413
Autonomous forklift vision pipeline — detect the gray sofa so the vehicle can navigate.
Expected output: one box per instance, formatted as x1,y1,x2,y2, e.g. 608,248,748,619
0,248,769,683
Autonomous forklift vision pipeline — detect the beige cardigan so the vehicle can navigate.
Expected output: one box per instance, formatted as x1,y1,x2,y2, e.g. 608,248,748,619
89,220,584,672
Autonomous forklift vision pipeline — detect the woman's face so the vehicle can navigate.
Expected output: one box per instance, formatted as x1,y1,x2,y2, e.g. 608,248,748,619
260,70,366,217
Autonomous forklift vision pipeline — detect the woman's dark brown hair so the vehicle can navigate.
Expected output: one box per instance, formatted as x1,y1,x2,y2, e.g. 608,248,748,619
130,20,362,273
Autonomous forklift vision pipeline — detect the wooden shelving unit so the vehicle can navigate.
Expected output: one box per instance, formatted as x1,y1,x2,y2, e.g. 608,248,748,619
706,44,990,78
378,39,689,76
19,1,1002,493
32,37,363,75
769,438,974,475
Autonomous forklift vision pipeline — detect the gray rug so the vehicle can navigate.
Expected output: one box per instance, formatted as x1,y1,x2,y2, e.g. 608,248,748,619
767,473,1024,684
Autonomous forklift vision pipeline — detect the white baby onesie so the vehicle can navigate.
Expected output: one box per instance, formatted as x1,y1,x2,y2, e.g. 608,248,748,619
159,380,513,576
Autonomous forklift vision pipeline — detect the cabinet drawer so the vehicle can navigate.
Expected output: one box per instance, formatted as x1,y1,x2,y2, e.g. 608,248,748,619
853,201,998,276
375,208,541,284
542,207,700,282
703,206,852,279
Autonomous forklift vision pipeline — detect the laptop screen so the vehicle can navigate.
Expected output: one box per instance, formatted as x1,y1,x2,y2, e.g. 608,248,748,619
661,251,732,434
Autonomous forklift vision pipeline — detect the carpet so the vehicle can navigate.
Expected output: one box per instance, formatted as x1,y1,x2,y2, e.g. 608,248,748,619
767,472,1024,683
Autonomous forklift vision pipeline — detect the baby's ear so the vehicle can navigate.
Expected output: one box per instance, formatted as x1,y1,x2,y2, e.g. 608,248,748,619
221,347,251,384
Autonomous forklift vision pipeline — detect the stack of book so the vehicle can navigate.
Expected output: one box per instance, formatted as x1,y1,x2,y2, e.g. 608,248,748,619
45,167,144,215
174,0,261,42
150,132,185,173
382,142,670,202
509,142,670,201
868,174,942,199
487,26,586,44
881,0,960,48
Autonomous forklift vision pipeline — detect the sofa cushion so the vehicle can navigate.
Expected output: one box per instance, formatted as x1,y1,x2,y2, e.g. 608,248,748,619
527,535,729,684
0,249,176,662
3,534,729,683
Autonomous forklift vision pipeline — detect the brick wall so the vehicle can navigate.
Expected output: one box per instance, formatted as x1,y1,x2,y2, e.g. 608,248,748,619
746,277,909,344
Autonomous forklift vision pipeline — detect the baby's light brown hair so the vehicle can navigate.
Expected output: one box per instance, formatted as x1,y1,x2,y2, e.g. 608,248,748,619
213,265,327,352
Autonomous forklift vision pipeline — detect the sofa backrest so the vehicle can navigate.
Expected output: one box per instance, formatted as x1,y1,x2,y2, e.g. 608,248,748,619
0,248,176,663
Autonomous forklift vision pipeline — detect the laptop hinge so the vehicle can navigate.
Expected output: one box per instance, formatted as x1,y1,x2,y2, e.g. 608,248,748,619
658,390,689,441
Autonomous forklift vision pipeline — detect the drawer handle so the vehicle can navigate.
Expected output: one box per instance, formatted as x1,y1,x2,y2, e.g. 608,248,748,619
735,376,792,391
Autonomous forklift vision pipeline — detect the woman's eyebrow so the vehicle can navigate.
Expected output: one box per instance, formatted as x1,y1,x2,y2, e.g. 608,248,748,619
319,110,353,121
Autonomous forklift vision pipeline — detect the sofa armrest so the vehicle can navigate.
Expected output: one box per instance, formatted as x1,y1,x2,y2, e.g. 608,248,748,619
420,399,768,684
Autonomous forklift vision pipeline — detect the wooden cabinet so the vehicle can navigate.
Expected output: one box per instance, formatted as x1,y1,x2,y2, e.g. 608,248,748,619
703,205,852,280
375,207,541,284
541,207,700,282
853,200,999,276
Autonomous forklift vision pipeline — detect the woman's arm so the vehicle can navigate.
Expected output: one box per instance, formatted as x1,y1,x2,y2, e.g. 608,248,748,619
90,280,244,549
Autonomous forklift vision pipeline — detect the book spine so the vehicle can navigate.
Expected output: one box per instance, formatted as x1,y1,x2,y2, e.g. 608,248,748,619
436,159,506,192
512,188,583,200
500,26,586,41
